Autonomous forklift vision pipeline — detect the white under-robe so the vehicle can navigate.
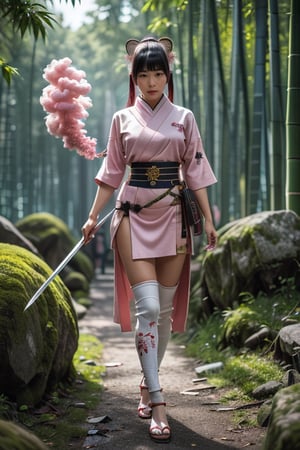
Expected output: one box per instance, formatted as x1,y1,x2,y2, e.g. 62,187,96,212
95,94,217,332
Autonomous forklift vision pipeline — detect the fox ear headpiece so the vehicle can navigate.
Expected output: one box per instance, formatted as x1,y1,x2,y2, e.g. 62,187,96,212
125,36,175,107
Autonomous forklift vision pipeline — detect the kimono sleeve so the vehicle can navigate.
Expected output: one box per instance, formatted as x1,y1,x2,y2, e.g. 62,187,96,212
95,114,126,189
181,111,217,191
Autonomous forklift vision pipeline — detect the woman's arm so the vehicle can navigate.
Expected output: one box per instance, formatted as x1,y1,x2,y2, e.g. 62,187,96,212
194,187,217,249
81,183,115,243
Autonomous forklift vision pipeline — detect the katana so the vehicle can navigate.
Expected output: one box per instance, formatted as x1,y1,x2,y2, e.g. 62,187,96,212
24,209,115,311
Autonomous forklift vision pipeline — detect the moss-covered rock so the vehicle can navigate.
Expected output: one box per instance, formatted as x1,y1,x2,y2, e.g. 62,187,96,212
63,271,89,294
15,212,94,282
263,384,300,450
0,216,38,255
274,324,300,372
0,243,78,406
197,210,300,313
0,419,47,450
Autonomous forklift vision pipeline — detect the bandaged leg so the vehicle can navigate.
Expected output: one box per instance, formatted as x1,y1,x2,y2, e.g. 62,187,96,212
133,281,163,403
157,283,177,368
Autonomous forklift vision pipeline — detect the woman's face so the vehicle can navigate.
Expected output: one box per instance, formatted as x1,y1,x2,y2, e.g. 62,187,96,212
136,69,167,109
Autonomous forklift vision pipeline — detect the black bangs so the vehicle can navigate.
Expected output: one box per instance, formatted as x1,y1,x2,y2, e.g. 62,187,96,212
132,42,170,81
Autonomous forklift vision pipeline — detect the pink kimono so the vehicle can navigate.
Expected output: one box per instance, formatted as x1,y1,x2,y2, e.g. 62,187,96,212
95,95,217,332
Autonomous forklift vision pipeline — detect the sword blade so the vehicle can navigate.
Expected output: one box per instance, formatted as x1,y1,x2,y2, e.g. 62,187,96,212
24,209,114,311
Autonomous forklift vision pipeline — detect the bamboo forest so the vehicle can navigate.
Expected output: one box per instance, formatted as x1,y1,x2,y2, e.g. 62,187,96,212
0,0,299,235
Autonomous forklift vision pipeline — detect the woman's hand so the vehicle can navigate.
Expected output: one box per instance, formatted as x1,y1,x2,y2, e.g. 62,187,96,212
193,188,218,250
81,183,115,244
81,217,98,244
204,220,218,250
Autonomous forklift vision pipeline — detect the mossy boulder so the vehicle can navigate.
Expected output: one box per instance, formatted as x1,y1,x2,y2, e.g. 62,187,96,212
0,243,78,406
0,216,38,255
0,419,47,449
63,271,89,294
197,210,300,314
274,324,300,372
15,212,94,283
263,384,300,450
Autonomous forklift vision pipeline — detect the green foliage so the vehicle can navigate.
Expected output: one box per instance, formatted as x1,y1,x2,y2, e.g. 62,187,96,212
220,304,259,348
184,312,225,363
0,58,19,85
0,395,15,421
214,353,283,394
1,0,57,40
218,277,300,349
18,405,29,412
142,0,187,14
241,282,300,330
0,1,82,85
182,278,299,400
183,314,284,399
141,0,187,33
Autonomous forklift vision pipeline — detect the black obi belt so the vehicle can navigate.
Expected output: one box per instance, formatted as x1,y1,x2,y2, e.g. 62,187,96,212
129,161,180,188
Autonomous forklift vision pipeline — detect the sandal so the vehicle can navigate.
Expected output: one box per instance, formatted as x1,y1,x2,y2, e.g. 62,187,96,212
149,402,171,443
138,383,152,419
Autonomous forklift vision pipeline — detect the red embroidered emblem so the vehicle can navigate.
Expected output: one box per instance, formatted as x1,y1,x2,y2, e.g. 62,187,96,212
137,327,156,356
171,122,184,132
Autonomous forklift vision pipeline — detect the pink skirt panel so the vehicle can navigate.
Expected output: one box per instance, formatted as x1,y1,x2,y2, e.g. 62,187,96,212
110,196,192,332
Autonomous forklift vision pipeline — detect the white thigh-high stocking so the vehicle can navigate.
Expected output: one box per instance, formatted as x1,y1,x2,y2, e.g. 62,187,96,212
133,281,163,404
157,283,177,368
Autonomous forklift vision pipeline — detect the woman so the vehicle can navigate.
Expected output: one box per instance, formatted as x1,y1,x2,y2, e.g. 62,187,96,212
82,36,217,443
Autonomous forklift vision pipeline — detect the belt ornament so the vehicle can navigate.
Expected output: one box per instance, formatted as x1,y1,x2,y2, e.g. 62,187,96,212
129,161,180,188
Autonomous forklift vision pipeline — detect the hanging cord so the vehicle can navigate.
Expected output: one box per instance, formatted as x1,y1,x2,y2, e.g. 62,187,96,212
116,186,178,215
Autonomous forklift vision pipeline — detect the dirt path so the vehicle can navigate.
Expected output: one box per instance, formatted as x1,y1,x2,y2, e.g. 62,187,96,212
78,267,265,449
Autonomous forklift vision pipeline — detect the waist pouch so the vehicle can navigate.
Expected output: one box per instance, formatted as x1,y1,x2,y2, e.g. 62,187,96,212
180,184,203,236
